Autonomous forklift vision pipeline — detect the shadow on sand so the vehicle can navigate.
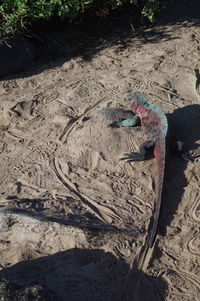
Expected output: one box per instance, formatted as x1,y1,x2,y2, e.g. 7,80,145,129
0,0,199,80
158,104,200,238
1,104,200,301
0,247,167,301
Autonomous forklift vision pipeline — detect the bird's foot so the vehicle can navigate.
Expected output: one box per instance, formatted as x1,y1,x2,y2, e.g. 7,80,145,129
119,152,145,162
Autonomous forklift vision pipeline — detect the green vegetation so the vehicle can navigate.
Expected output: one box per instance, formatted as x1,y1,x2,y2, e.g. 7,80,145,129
0,0,159,37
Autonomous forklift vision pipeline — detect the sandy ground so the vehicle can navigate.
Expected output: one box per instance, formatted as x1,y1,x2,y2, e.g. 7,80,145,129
0,0,200,300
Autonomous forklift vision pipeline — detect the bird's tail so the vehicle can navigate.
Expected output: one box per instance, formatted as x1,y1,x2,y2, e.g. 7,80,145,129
149,139,166,247
132,139,166,272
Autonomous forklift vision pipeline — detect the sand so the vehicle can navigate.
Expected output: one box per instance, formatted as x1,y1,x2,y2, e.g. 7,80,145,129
0,0,200,300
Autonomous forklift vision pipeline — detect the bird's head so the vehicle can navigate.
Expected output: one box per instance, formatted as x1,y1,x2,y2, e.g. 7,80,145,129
124,93,150,108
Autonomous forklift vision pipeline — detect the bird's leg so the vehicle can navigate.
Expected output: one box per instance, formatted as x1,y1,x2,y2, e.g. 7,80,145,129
174,140,194,162
120,140,155,162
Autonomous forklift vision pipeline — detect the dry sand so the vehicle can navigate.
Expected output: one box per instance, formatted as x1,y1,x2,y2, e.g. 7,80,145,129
0,0,200,300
